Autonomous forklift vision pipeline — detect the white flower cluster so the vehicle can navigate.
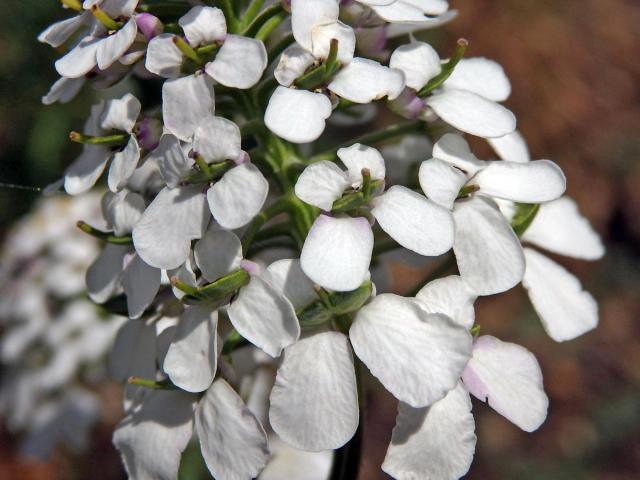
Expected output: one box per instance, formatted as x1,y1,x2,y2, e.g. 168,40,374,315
32,0,605,478
0,193,124,458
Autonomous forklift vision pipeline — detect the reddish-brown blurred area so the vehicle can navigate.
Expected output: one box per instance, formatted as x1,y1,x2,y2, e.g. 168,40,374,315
1,0,639,479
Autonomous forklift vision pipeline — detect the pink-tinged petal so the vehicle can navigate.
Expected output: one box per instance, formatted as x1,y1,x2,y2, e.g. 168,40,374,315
462,335,548,432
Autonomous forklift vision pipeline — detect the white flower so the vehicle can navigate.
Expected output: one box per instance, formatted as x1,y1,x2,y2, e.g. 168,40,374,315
265,0,405,143
296,143,453,291
390,40,517,138
145,6,268,89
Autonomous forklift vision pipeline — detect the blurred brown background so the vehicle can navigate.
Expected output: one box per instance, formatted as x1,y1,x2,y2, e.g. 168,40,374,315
1,0,639,479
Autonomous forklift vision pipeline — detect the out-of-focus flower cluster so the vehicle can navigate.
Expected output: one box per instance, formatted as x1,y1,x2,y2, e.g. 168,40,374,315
0,193,124,458
7,0,607,478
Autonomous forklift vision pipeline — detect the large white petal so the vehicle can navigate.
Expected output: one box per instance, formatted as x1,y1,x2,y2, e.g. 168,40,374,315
372,185,454,256
122,254,161,319
264,87,332,144
522,248,598,342
196,379,269,480
522,197,605,260
270,332,359,451
86,244,128,303
96,18,138,70
64,146,110,195
337,143,386,185
350,294,472,407
290,0,340,53
274,43,316,87
102,189,145,236
227,275,300,357
294,160,349,211
193,116,241,163
432,133,484,176
163,74,215,141
145,34,183,78
453,196,525,296
443,57,511,102
206,35,268,89
179,5,227,46
194,228,243,282
208,163,269,229
259,436,333,480
148,134,194,188
100,92,141,133
487,130,531,163
389,41,441,91
108,135,141,192
382,383,476,480
427,89,516,138
113,390,195,480
310,21,356,64
265,259,318,310
473,160,566,203
300,215,373,292
416,275,476,329
132,186,208,269
164,307,218,392
55,35,100,78
418,158,467,209
42,76,85,105
328,57,405,103
462,335,548,431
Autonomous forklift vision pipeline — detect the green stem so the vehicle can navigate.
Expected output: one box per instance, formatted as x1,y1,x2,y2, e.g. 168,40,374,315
241,196,293,253
128,377,177,390
312,120,423,162
222,329,250,355
136,2,191,17
242,3,285,38
255,13,287,41
77,221,132,245
418,38,468,97
69,131,129,147
61,0,82,11
243,0,266,25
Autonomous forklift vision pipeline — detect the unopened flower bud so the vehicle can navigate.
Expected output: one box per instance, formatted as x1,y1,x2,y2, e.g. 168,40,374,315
135,13,163,40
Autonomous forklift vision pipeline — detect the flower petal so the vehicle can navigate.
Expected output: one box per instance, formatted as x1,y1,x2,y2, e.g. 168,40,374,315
350,294,472,407
453,196,525,296
227,275,300,357
86,244,128,303
372,185,455,256
462,335,548,431
415,275,476,329
42,76,86,105
179,6,227,46
149,134,194,188
38,13,89,48
122,254,161,319
193,116,242,163
274,43,316,87
522,197,605,260
164,307,218,392
207,163,269,229
196,379,269,480
328,57,405,103
102,189,145,236
418,158,467,209
96,18,137,70
290,0,339,53
337,143,386,185
300,215,373,292
294,160,349,211
443,57,511,102
145,34,184,78
264,87,332,143
265,259,318,310
108,136,141,192
194,228,243,282
382,382,476,480
310,21,356,64
473,160,566,203
64,146,110,195
55,35,100,78
270,332,359,451
100,93,141,133
163,74,215,141
132,186,209,269
427,90,516,138
522,248,598,342
113,390,195,480
389,41,441,91
206,35,268,89
432,133,484,176
487,130,530,163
